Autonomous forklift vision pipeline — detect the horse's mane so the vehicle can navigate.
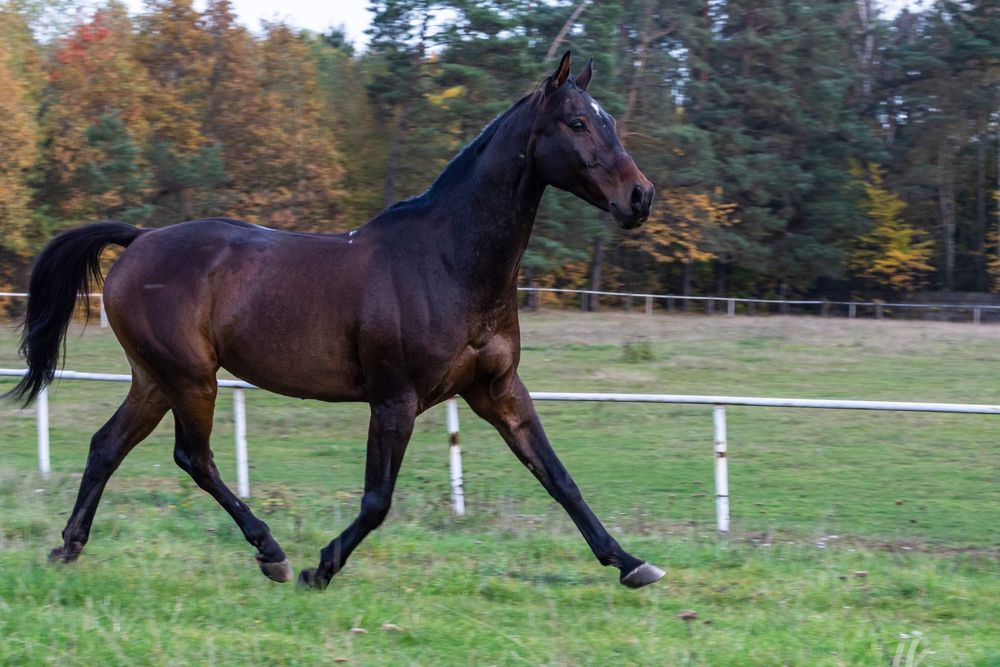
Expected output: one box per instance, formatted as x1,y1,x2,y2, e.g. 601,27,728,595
379,92,537,217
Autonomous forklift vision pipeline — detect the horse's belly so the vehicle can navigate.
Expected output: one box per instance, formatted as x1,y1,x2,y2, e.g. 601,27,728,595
213,292,366,402
219,342,366,402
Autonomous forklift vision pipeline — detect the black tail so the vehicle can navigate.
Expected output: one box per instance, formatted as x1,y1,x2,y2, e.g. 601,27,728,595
5,221,146,406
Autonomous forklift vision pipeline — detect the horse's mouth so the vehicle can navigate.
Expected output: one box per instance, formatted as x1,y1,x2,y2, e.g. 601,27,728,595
610,202,648,230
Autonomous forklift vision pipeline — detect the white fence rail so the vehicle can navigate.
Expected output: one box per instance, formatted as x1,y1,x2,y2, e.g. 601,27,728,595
518,287,1000,323
3,368,998,534
5,289,1000,325
1,292,109,328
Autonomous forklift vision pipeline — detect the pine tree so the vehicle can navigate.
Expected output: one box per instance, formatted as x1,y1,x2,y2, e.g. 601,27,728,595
690,0,871,296
77,112,153,222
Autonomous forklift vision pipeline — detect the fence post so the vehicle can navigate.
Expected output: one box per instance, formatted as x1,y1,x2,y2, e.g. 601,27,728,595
233,388,249,499
446,398,465,515
875,304,884,320
37,385,50,479
973,307,982,325
849,303,857,319
98,294,109,328
625,294,632,313
713,405,729,535
645,296,653,316
727,299,735,317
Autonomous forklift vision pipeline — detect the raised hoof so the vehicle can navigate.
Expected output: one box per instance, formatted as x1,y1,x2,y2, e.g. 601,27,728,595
621,562,666,589
48,543,84,564
257,557,293,583
296,567,329,591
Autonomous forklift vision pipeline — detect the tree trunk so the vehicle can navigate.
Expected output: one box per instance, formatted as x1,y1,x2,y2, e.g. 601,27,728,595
714,260,727,296
382,103,410,209
974,115,987,290
587,237,603,312
855,0,876,100
937,137,956,291
545,1,590,60
522,266,535,309
681,259,692,311
995,120,1000,291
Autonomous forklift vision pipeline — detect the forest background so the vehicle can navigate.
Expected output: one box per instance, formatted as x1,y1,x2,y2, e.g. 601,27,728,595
1,0,998,303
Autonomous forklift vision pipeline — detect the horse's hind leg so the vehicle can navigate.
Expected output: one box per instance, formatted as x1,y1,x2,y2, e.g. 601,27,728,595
50,373,169,563
169,386,292,582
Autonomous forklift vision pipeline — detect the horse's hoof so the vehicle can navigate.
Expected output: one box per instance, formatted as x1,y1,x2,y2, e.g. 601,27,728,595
621,562,665,589
48,543,83,564
297,567,329,591
257,557,293,583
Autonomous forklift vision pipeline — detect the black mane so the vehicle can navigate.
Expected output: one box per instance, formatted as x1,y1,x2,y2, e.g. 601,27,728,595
381,94,534,216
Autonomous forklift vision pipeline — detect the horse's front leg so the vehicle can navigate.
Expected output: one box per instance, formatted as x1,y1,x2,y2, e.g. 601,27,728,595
298,395,416,590
463,372,665,588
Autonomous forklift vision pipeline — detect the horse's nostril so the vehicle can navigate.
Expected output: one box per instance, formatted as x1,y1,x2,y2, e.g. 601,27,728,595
630,185,644,211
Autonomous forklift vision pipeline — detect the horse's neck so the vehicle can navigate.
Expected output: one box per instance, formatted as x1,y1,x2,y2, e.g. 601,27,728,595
439,108,544,297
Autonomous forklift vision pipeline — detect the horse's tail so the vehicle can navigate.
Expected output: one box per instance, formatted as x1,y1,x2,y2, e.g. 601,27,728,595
6,221,147,406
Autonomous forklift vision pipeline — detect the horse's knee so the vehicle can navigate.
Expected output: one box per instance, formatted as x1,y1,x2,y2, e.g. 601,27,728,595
358,491,392,530
84,443,121,475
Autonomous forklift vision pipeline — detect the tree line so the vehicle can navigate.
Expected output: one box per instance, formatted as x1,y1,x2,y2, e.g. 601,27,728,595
1,0,998,302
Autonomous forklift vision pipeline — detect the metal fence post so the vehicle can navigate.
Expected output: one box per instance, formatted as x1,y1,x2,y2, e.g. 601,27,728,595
727,299,735,317
645,296,653,316
973,307,982,325
37,385,50,479
233,388,249,498
713,405,729,535
849,303,857,319
446,398,465,515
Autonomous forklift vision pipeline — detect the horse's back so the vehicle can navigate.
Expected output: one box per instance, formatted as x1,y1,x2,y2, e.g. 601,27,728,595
103,218,370,400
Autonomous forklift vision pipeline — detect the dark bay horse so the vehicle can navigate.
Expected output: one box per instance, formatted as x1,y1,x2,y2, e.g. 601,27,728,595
9,52,661,589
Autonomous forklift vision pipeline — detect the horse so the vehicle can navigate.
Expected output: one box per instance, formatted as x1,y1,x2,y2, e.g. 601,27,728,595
8,52,661,589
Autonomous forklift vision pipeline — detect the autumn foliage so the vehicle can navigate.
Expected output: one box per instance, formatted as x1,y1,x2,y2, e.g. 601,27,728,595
1,0,998,301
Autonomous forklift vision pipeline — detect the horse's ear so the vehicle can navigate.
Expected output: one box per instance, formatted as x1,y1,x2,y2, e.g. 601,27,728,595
547,51,572,94
576,58,593,91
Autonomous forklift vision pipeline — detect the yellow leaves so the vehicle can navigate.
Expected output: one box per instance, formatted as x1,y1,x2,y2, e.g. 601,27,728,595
850,164,933,292
986,210,1000,293
623,188,735,265
428,85,465,107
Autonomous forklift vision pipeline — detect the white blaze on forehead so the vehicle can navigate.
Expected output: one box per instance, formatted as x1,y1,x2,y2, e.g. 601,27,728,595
590,100,610,127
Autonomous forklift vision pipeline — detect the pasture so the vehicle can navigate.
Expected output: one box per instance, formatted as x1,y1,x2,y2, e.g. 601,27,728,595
1,311,999,665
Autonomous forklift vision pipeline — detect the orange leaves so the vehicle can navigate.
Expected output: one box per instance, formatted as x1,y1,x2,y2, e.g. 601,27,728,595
0,48,39,254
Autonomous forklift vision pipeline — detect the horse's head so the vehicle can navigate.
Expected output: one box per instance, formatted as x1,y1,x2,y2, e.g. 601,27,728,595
530,52,655,229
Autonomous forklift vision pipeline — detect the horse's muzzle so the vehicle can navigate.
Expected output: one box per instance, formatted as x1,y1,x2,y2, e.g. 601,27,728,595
611,183,654,229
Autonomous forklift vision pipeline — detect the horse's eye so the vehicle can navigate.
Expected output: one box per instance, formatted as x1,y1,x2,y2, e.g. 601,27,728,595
568,119,586,132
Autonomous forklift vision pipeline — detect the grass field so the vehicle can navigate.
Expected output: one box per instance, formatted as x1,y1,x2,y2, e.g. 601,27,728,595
1,311,998,665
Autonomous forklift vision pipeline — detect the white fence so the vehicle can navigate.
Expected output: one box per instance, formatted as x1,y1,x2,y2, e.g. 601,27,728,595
519,288,1000,323
3,368,999,534
0,292,109,328
5,289,1000,325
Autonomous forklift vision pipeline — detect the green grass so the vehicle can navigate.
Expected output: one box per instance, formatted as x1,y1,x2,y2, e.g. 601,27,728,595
1,311,999,665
